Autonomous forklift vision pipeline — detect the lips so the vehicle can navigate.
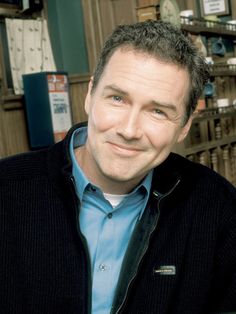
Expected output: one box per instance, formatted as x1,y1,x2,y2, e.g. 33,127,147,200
107,142,142,156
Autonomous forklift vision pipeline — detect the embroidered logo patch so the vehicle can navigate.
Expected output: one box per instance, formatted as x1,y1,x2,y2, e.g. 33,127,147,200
153,265,176,275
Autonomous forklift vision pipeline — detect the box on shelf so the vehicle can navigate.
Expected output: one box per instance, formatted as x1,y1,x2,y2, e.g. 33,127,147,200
137,0,160,8
137,6,160,22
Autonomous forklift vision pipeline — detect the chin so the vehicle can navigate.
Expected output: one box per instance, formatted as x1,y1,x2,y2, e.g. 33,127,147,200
103,168,144,184
105,173,133,182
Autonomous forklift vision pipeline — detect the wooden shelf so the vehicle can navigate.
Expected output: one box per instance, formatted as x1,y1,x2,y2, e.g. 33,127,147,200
209,65,236,76
195,106,236,122
181,18,236,38
1,94,23,110
184,135,236,155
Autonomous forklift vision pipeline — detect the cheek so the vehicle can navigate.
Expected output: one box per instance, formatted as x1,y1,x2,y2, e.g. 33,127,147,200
89,103,123,132
144,123,180,149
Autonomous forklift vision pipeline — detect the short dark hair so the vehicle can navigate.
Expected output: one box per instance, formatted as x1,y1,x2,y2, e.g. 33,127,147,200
91,20,210,124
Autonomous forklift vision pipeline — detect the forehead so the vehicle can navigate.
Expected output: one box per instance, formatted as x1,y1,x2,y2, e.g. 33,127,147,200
97,48,190,106
101,47,189,82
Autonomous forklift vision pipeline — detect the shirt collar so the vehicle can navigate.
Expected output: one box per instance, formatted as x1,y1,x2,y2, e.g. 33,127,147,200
69,126,153,206
70,126,89,200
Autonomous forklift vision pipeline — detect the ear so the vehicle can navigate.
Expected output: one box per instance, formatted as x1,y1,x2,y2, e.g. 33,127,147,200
84,77,94,115
177,114,194,143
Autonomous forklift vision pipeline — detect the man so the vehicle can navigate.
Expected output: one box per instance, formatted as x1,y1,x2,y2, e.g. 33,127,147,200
0,20,236,314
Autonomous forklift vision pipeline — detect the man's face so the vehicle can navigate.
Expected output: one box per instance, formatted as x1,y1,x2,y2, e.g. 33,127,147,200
81,48,192,193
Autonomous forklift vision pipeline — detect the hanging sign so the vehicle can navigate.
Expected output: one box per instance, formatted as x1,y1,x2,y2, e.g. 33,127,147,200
200,0,229,16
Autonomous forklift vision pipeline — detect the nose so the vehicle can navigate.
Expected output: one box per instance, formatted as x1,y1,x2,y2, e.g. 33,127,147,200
116,108,143,140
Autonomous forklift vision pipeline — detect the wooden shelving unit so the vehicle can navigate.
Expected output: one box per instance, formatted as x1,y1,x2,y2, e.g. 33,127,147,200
179,18,236,185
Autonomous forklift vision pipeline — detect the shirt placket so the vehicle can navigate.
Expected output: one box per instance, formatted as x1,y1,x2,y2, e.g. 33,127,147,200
92,211,116,311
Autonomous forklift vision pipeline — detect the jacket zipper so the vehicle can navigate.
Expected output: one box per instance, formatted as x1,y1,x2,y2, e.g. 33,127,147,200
69,176,92,314
114,179,181,314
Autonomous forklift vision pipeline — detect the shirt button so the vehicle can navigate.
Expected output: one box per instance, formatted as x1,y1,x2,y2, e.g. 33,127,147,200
107,213,113,219
99,264,107,271
91,186,96,192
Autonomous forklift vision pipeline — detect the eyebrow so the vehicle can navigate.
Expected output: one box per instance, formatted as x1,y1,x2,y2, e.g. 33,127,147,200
103,84,177,113
152,101,177,113
102,84,128,97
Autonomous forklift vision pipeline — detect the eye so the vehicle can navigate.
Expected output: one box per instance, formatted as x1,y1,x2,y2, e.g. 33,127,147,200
153,108,166,117
111,95,123,102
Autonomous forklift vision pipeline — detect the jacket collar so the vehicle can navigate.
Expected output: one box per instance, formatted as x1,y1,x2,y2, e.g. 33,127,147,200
151,154,182,197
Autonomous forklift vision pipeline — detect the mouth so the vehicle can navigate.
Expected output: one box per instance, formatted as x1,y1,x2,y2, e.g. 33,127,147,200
107,142,142,156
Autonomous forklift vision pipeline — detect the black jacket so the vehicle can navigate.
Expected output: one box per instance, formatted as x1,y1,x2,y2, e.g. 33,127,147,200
0,123,236,314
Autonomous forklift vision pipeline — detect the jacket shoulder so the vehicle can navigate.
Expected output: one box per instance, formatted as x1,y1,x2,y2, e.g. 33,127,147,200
0,149,49,179
162,153,236,198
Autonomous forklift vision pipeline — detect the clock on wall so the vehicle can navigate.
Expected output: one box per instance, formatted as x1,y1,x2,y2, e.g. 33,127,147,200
160,0,181,28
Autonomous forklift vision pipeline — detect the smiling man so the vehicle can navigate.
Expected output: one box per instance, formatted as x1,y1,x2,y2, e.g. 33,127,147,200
0,20,236,314
78,48,191,195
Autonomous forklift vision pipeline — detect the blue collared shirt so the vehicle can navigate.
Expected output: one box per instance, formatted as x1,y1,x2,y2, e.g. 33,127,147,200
70,126,153,314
